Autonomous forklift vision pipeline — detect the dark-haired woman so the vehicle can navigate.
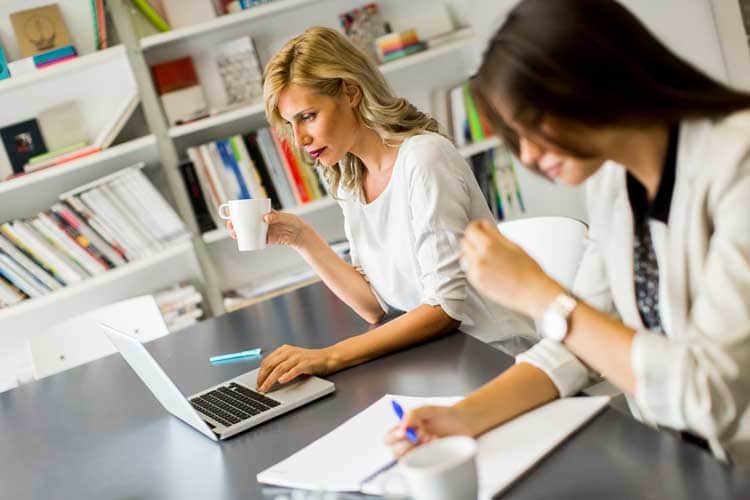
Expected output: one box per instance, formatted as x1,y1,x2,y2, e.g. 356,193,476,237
387,0,750,466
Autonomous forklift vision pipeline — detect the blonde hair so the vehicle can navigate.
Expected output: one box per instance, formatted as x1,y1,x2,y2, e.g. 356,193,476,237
264,26,443,197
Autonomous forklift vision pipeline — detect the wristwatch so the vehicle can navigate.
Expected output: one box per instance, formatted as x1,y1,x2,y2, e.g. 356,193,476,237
541,293,578,342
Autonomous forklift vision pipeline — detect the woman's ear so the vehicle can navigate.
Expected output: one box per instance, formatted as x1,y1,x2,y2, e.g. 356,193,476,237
342,80,362,107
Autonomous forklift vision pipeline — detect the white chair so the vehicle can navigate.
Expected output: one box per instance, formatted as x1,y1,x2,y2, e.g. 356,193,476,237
27,295,170,380
497,216,587,290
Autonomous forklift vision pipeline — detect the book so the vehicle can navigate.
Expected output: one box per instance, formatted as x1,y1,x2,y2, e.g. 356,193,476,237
179,159,217,233
0,223,70,286
272,131,310,204
10,4,75,58
0,47,10,80
49,203,122,268
187,146,223,227
229,135,267,199
0,275,26,307
37,101,88,152
130,0,171,32
62,196,131,262
160,0,217,29
463,82,485,143
0,232,63,290
215,139,250,199
449,84,469,146
151,57,207,125
242,133,281,210
256,128,297,208
214,37,263,107
32,44,76,67
0,119,48,174
0,251,48,298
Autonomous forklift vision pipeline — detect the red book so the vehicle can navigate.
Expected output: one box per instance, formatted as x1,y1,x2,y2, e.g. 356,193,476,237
270,130,311,204
150,57,199,95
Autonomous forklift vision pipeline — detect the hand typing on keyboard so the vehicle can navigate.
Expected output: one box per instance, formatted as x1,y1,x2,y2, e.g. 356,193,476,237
256,344,336,393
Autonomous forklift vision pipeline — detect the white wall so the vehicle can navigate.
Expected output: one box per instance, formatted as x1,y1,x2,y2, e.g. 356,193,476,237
436,0,734,222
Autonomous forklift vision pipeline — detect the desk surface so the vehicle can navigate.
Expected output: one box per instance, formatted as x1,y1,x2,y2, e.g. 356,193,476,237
1,282,748,500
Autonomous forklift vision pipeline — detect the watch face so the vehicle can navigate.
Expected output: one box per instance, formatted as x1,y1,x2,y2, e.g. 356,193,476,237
542,309,567,342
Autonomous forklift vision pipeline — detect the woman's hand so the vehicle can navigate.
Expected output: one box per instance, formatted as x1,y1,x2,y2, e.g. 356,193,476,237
256,344,337,393
226,211,311,249
461,219,563,318
384,405,474,458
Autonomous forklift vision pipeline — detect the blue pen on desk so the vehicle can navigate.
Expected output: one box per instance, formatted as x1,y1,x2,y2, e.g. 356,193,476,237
209,348,262,365
391,399,418,444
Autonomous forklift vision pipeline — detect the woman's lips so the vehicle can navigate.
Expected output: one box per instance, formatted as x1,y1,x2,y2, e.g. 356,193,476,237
308,147,326,159
542,163,562,178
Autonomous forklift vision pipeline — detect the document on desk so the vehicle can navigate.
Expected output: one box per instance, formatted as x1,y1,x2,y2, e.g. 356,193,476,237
257,394,609,498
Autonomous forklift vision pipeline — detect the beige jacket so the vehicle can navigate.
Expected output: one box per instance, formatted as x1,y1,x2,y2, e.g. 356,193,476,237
517,111,750,466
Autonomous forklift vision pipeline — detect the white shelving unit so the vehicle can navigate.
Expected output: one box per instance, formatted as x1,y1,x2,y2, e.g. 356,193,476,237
458,136,502,158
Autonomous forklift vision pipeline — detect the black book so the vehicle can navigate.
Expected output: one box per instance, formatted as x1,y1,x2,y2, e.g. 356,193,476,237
178,159,217,233
0,118,47,174
243,133,282,210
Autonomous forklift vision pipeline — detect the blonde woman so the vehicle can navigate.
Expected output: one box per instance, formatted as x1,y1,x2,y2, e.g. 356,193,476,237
228,27,532,392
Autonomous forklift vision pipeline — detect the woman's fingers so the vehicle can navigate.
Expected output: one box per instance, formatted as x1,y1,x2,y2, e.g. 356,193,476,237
258,357,298,393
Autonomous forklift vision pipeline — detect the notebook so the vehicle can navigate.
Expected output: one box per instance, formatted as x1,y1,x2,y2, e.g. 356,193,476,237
257,394,609,498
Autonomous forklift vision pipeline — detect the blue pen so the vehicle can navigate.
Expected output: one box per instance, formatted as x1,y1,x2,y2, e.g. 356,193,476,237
209,348,262,365
391,399,418,444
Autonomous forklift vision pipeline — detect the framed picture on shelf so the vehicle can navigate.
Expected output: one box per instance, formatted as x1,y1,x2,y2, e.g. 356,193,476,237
0,119,48,174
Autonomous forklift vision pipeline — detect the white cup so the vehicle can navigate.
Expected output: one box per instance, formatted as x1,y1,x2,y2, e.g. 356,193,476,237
398,436,479,500
218,198,271,252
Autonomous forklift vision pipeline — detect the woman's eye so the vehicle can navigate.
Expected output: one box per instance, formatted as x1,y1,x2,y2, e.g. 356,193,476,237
303,113,315,122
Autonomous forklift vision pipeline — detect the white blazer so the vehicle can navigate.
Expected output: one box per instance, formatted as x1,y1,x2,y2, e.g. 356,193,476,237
517,110,750,466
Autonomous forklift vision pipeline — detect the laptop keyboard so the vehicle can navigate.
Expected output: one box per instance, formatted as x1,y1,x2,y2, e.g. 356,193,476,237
190,382,281,427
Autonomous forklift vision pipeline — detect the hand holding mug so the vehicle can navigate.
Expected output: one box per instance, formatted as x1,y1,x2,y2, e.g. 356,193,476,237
219,199,272,252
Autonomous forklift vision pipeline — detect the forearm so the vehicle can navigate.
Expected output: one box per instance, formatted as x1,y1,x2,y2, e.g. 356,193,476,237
327,304,460,371
295,226,384,323
530,281,637,395
455,362,559,436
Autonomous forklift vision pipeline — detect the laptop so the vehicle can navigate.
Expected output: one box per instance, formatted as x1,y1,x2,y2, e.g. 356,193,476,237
100,323,335,441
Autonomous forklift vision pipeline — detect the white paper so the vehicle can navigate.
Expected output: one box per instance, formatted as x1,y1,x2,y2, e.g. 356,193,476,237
258,394,609,498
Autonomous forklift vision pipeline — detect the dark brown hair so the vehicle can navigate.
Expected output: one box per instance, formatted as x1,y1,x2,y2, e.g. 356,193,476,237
474,0,750,158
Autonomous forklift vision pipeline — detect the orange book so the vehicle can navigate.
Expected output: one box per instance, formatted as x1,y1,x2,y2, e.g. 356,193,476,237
270,131,310,204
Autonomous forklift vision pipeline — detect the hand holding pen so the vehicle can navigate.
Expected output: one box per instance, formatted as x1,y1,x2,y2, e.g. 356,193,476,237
385,401,475,458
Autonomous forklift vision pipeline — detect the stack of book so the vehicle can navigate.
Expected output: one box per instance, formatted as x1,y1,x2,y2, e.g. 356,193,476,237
181,129,330,233
0,166,188,309
447,81,494,148
154,282,204,332
468,147,525,222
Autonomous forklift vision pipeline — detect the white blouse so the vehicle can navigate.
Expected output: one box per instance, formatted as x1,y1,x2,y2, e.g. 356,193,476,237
338,133,534,349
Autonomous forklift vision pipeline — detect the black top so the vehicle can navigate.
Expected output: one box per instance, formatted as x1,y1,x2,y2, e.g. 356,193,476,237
626,123,679,224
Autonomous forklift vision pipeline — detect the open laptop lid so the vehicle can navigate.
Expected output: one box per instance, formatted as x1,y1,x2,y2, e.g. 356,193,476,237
100,323,218,441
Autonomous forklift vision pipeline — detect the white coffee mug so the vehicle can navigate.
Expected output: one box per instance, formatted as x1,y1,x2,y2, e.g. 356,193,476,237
218,198,271,252
398,436,479,500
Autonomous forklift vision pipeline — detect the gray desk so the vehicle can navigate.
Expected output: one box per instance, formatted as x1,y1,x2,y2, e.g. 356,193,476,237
1,283,748,500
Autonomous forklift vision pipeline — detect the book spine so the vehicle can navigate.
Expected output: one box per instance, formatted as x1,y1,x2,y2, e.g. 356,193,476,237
79,190,144,259
128,169,187,242
36,213,106,275
10,221,85,284
0,232,62,290
216,139,251,199
130,0,171,32
200,144,229,204
108,177,166,250
0,275,26,306
229,135,267,200
98,184,161,254
449,85,468,146
45,210,114,270
243,133,282,209
0,224,68,286
462,82,485,143
29,216,96,277
256,129,297,208
179,160,218,233
187,146,223,227
62,197,130,262
52,203,125,267
0,252,46,297
272,131,309,203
